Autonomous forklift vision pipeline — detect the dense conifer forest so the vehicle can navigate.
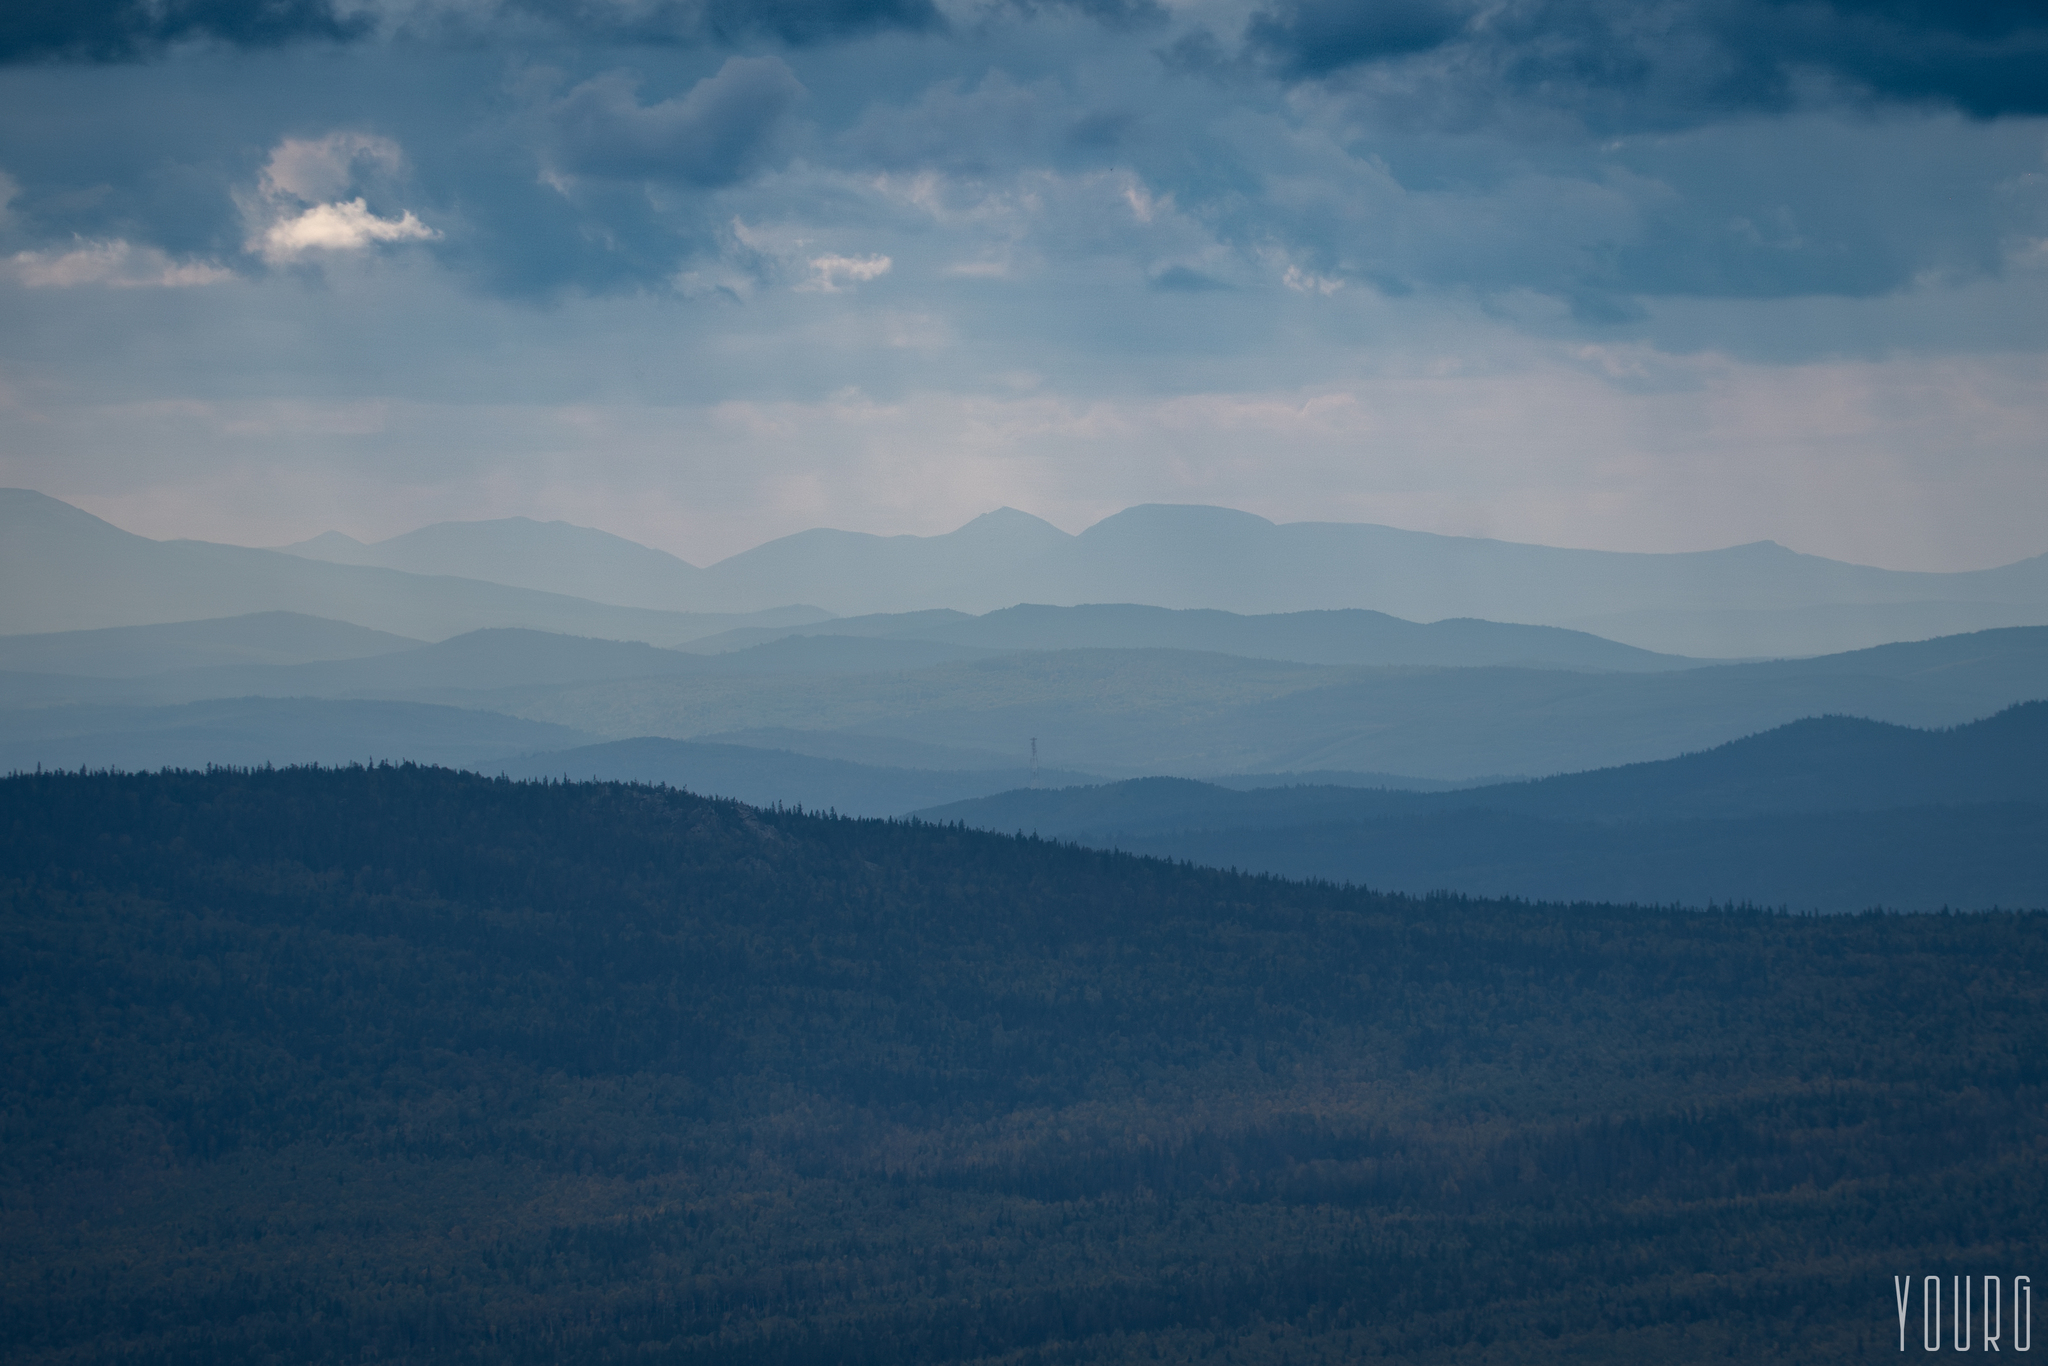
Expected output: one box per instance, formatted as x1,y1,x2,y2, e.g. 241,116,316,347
3,765,2044,1363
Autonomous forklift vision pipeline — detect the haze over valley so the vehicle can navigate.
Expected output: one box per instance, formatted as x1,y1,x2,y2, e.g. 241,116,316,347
15,488,2048,658
4,487,2043,912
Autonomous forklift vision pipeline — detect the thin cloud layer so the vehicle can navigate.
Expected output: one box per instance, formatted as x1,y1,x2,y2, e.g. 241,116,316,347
8,238,232,286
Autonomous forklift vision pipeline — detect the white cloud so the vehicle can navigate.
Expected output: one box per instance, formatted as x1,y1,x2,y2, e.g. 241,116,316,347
260,199,439,260
9,239,233,288
800,253,893,292
245,133,438,264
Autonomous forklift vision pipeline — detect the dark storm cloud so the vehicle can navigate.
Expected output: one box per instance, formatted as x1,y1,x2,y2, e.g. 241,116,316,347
1,0,2039,318
1245,0,1473,77
1009,0,1169,33
547,56,805,184
515,0,942,49
1245,0,2048,122
1741,0,2048,116
0,0,941,65
0,0,366,63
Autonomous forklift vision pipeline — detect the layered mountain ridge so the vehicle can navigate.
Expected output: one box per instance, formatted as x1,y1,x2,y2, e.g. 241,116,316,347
259,493,2048,657
16,488,2048,658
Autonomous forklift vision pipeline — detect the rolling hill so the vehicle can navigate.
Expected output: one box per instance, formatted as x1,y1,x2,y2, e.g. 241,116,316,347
0,628,1013,707
684,602,1695,671
497,627,2048,781
920,703,2048,832
914,705,2048,912
279,515,712,612
0,612,424,676
0,490,826,642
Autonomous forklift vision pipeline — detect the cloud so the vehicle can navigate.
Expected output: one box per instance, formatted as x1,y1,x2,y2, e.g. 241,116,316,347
800,252,892,290
1007,0,1168,32
0,0,365,64
259,200,439,258
243,132,439,263
1280,263,1342,295
547,56,805,185
514,0,943,47
8,238,233,287
1244,0,2048,126
1245,0,1471,77
0,0,946,64
261,131,403,203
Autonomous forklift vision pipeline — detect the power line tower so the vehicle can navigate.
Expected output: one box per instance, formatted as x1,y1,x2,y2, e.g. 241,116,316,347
1029,737,1038,787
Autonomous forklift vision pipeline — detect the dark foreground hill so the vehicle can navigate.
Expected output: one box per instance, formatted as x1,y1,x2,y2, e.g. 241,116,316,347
3,766,2044,1364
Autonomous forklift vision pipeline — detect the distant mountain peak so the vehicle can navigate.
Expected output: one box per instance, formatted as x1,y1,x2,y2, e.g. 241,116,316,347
965,506,1070,530
280,530,370,553
952,507,1073,541
0,487,135,536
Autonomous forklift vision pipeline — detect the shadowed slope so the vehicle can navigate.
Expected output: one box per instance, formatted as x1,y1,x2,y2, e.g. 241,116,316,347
2,765,2043,1362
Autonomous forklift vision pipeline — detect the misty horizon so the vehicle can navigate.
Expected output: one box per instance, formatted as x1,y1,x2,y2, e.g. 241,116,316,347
22,486,2048,579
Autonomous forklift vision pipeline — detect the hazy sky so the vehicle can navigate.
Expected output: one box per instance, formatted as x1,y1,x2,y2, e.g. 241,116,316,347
2,0,2045,569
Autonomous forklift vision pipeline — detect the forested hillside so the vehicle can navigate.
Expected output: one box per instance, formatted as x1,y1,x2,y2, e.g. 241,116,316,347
3,766,2044,1363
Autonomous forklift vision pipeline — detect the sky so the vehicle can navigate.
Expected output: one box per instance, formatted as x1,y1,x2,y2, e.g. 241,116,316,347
0,0,2044,571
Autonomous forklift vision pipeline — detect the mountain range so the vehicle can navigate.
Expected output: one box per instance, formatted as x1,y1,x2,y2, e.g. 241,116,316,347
0,603,1683,705
278,498,2048,657
5,485,2046,901
14,489,2043,660
0,490,823,643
